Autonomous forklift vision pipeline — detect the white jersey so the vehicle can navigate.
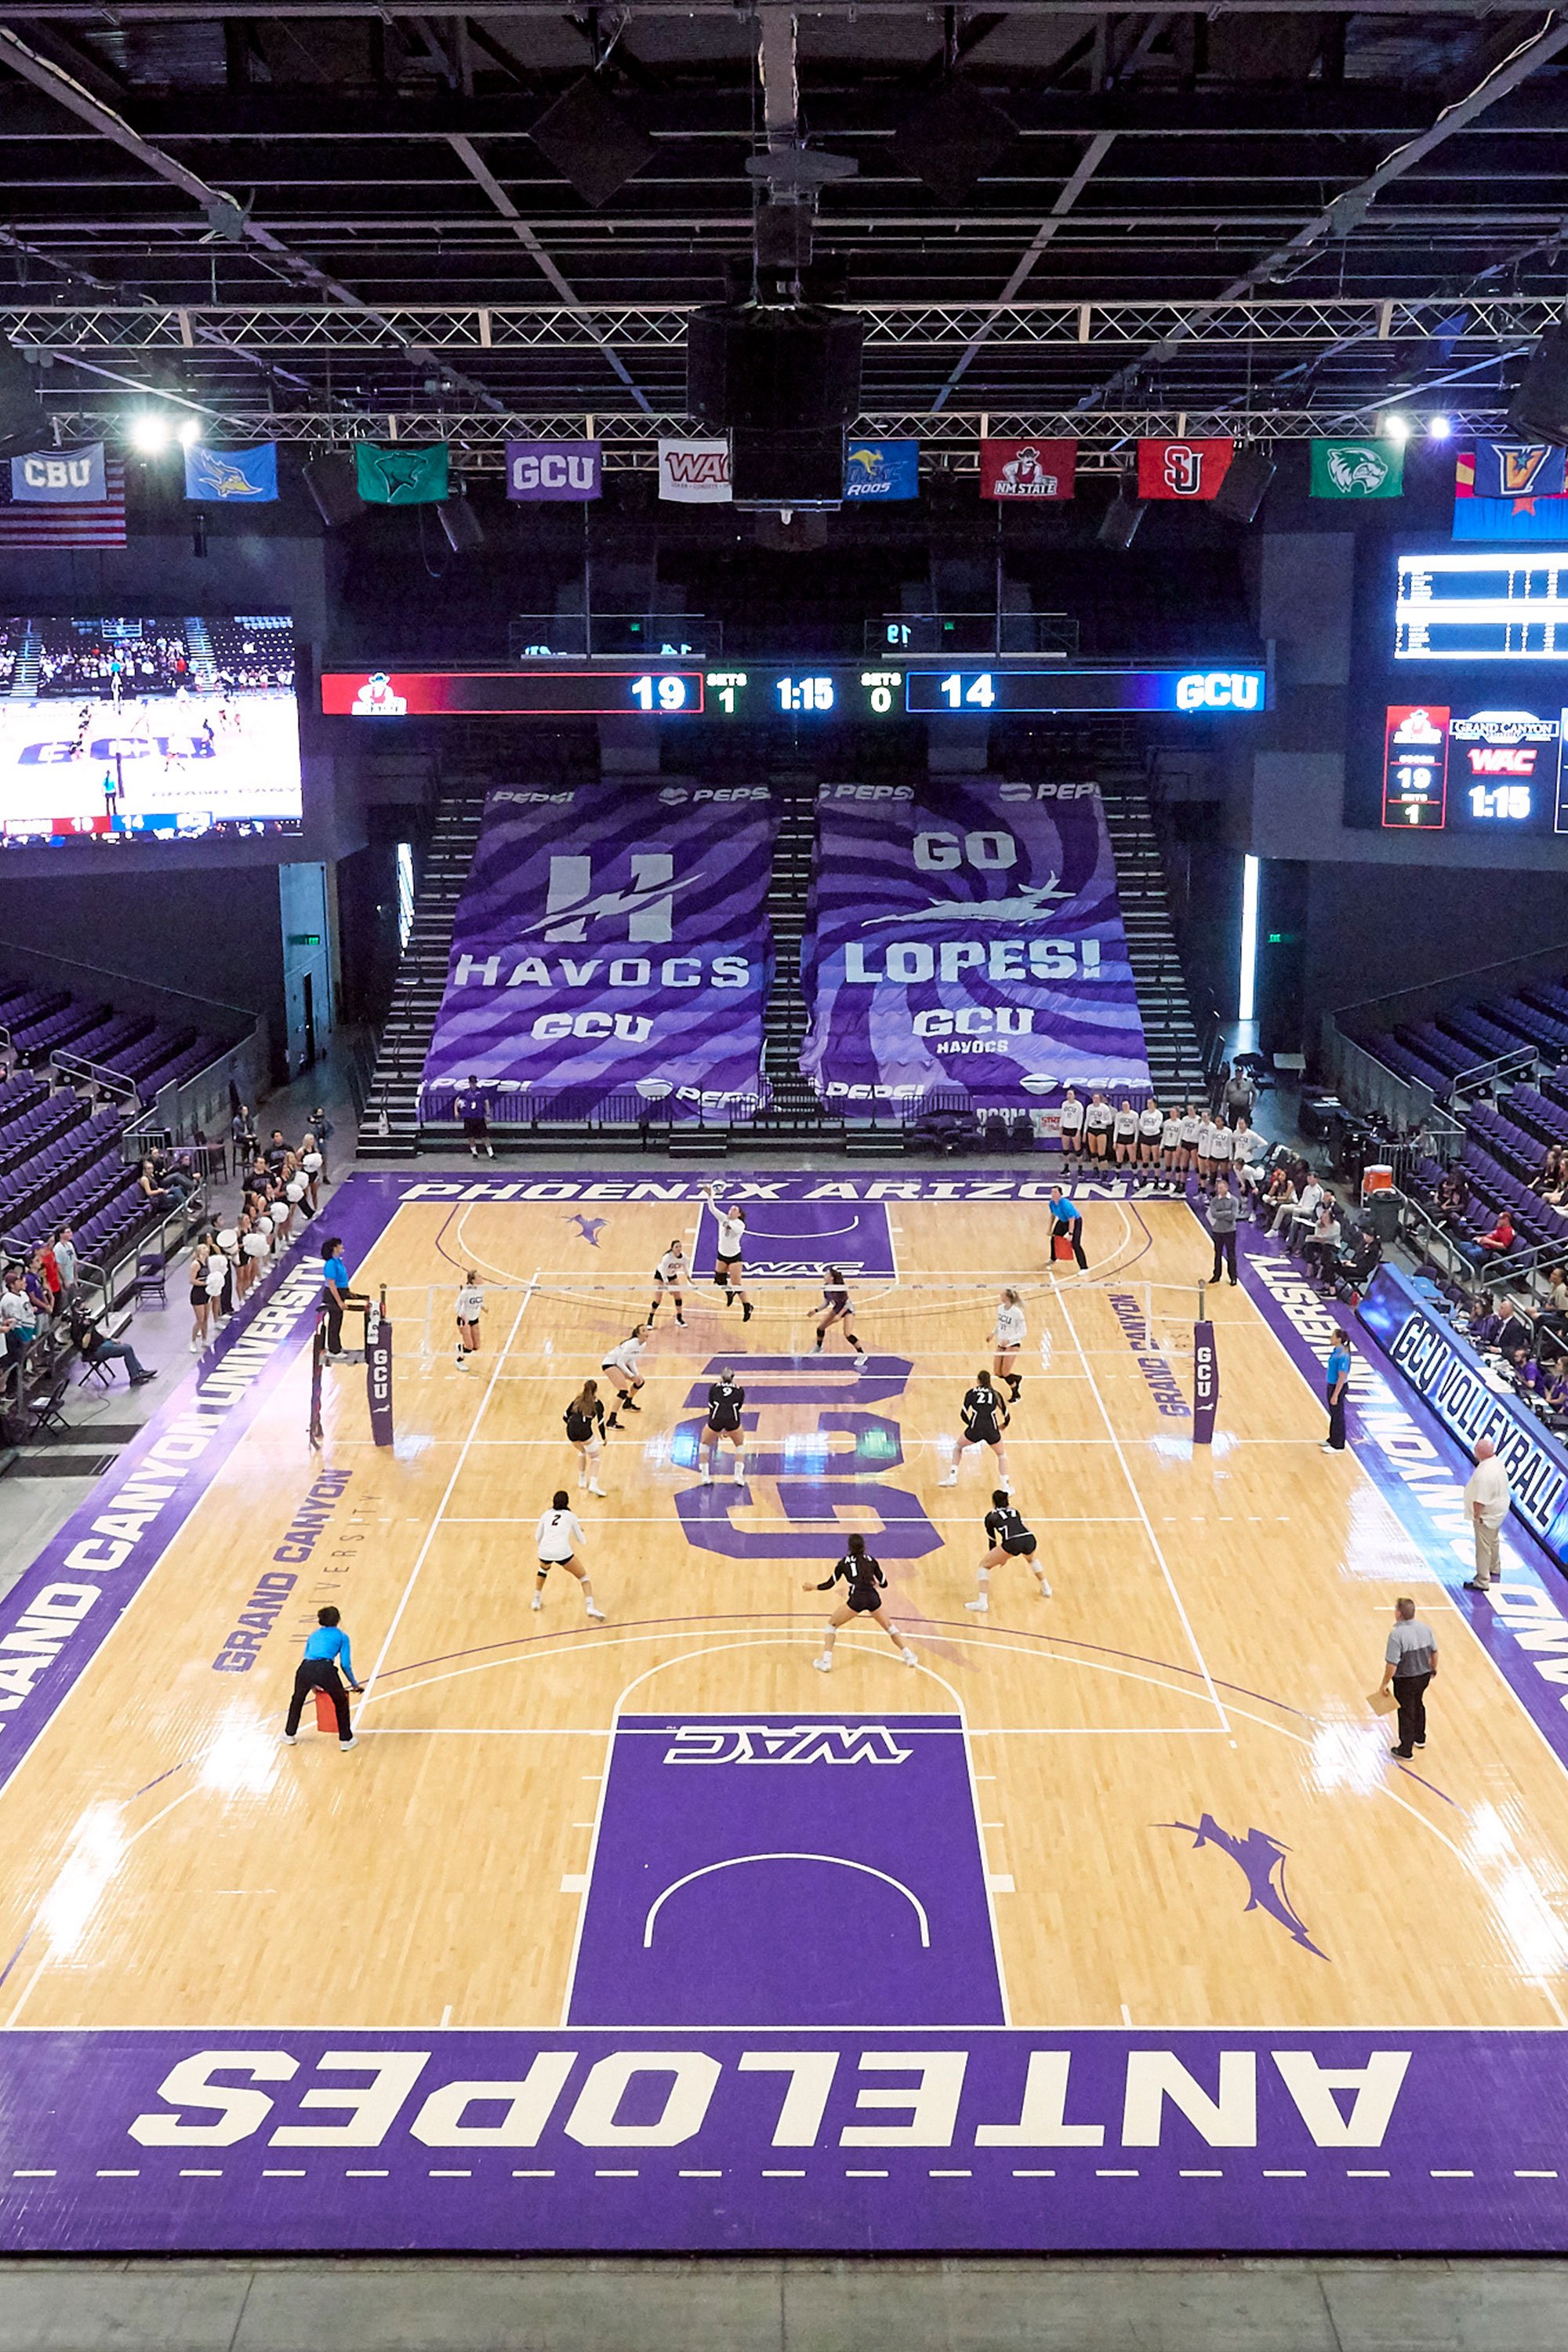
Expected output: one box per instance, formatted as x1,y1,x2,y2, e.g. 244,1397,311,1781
1113,1108,1138,1140
1209,1125,1233,1163
602,1336,644,1379
1196,1121,1217,1158
1178,1113,1201,1146
1084,1099,1112,1132
456,1286,484,1323
1138,1107,1163,1139
1235,1128,1269,1167
535,1506,584,1563
1058,1096,1084,1135
655,1249,686,1285
1161,1115,1181,1149
993,1303,1026,1349
715,1213,746,1259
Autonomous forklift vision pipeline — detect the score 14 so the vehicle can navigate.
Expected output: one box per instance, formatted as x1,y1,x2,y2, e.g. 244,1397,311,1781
938,672,996,707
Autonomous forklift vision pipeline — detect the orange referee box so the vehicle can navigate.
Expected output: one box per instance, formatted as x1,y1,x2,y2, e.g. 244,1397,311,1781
314,1687,339,1733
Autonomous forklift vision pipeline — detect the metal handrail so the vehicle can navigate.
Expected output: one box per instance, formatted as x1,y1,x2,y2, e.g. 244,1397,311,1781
1450,1047,1538,1106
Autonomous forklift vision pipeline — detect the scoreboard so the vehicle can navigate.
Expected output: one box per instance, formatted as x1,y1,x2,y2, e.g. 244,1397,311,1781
319,662,1269,723
1382,702,1568,833
1396,553,1568,662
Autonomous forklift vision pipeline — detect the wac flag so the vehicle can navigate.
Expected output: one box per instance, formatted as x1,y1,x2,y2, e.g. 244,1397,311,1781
355,441,449,506
9,442,105,503
843,440,919,500
658,439,731,504
1136,438,1233,500
979,438,1076,500
1456,441,1568,503
183,443,278,503
1310,439,1403,499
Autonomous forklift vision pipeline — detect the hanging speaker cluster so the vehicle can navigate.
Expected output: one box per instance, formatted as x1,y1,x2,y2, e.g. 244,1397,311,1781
0,333,49,463
529,76,656,209
687,301,862,507
891,82,1016,205
1508,327,1568,447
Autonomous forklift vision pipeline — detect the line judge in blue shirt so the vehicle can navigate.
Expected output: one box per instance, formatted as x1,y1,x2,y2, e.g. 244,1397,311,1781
281,1606,362,1750
1323,1326,1352,1454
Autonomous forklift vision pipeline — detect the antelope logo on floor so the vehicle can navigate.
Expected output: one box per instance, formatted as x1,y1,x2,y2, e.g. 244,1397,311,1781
1163,1813,1327,1960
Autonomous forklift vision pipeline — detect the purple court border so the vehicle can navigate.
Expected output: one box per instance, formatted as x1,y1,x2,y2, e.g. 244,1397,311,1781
2,1172,1568,2256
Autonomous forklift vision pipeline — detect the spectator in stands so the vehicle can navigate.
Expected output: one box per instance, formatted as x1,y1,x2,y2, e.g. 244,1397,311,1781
1468,1291,1505,1351
1436,1168,1468,1221
52,1225,77,1295
1543,1362,1568,1424
1535,1149,1568,1202
265,1128,289,1173
1496,1301,1535,1359
138,1159,177,1215
22,1251,53,1323
149,1145,192,1203
35,1236,62,1312
1303,1200,1344,1287
1260,1166,1297,1234
1475,1209,1515,1261
230,1103,256,1156
1,1267,37,1363
68,1303,154,1388
1223,1065,1258,1128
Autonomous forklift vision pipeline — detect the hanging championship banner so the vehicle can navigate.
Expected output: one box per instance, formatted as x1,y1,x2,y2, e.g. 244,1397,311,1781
979,438,1076,500
1137,438,1234,499
1193,1317,1218,1444
420,782,776,1119
365,1299,394,1448
801,779,1149,1112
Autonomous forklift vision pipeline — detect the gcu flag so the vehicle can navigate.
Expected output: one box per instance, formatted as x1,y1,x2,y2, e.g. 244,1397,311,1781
1137,438,1234,499
658,438,731,503
183,443,278,502
506,438,602,501
9,441,105,503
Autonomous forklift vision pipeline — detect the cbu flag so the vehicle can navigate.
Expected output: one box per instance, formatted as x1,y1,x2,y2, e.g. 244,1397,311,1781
183,442,278,502
843,439,918,500
9,441,105,502
1456,441,1568,503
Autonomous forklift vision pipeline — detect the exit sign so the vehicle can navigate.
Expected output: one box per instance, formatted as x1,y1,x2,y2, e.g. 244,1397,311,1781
288,931,322,946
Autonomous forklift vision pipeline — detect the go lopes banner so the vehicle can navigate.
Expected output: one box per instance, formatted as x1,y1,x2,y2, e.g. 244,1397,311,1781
801,781,1149,1109
421,786,775,1118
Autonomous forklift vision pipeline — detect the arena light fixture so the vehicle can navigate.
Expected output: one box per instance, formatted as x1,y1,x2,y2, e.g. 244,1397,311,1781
129,412,172,452
1381,412,1413,445
177,416,202,447
1428,415,1452,439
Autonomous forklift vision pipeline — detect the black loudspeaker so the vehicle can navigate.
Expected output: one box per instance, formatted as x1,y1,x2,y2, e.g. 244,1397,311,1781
891,81,1015,205
303,453,361,527
686,303,862,432
1508,327,1568,446
0,335,48,461
1096,488,1145,550
437,493,484,554
1214,448,1276,524
530,76,656,209
731,427,844,507
753,509,831,553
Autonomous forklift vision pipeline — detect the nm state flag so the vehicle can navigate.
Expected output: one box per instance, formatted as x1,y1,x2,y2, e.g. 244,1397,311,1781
1137,437,1233,499
843,439,918,499
183,443,278,502
978,437,1075,500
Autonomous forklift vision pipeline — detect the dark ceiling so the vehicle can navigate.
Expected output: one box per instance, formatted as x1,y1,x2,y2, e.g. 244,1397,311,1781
0,2,1563,456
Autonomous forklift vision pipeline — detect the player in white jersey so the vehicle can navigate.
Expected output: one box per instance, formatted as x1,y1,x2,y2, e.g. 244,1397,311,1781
1232,1120,1269,1211
532,1490,607,1619
455,1271,483,1366
991,1286,1027,1402
1194,1114,1215,1192
1160,1105,1182,1189
1207,1119,1233,1193
1056,1087,1085,1174
1138,1099,1164,1178
648,1240,688,1327
1112,1098,1138,1171
601,1327,648,1428
1083,1091,1112,1165
712,1204,753,1321
1177,1103,1202,1177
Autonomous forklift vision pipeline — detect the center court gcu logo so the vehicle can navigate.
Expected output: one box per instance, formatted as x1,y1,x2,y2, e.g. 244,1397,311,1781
526,851,701,945
662,1723,913,1765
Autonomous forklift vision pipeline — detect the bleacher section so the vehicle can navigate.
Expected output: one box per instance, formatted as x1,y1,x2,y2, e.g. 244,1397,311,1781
0,1076,149,1268
1362,981,1568,1100
0,971,225,1104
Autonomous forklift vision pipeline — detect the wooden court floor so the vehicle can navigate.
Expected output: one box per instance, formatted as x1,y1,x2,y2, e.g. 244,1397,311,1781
3,1192,1568,2040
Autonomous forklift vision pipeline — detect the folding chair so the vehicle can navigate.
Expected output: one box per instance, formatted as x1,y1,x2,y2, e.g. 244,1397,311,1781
132,1251,167,1308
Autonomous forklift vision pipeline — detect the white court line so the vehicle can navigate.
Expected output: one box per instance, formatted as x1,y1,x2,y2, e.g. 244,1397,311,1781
357,1279,537,1714
1055,1286,1230,1735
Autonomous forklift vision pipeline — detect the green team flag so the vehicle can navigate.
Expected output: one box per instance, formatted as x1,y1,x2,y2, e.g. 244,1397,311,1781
1310,437,1403,499
355,441,449,505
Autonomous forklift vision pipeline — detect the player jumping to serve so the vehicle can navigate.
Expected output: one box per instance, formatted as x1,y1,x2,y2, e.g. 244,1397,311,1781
713,1202,753,1322
804,1533,916,1672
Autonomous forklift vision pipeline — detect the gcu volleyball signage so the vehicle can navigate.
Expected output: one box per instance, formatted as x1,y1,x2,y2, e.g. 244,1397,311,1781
420,786,776,1116
800,780,1149,1109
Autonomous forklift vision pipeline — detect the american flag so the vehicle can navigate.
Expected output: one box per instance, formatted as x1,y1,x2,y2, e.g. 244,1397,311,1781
0,458,126,549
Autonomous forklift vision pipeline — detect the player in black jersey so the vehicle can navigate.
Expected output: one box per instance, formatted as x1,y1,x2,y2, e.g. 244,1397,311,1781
699,1366,747,1486
813,1265,867,1369
937,1370,1012,1490
967,1490,1050,1611
803,1533,916,1672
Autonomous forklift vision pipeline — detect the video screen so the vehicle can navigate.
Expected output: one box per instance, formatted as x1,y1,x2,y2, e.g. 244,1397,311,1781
0,615,302,848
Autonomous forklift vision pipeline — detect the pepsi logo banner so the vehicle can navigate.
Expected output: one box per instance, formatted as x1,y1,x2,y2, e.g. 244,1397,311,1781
420,785,775,1119
506,438,602,501
800,779,1150,1110
1137,438,1234,500
979,438,1076,500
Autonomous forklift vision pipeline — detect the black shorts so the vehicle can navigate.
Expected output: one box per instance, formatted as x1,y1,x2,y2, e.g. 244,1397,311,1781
537,1553,573,1573
189,1285,206,1308
847,1588,883,1614
1003,1534,1037,1559
714,1254,741,1285
965,1426,1002,1448
653,1270,680,1287
463,1115,488,1138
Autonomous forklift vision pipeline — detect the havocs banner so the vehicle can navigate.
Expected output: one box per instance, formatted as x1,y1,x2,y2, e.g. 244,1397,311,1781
800,781,1150,1110
420,785,776,1118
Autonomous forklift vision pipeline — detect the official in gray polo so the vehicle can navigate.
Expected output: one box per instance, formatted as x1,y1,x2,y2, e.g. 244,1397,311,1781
1380,1597,1438,1761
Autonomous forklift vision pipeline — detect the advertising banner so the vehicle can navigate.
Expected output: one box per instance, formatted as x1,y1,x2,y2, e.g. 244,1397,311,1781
978,437,1076,500
800,779,1149,1111
421,784,776,1118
